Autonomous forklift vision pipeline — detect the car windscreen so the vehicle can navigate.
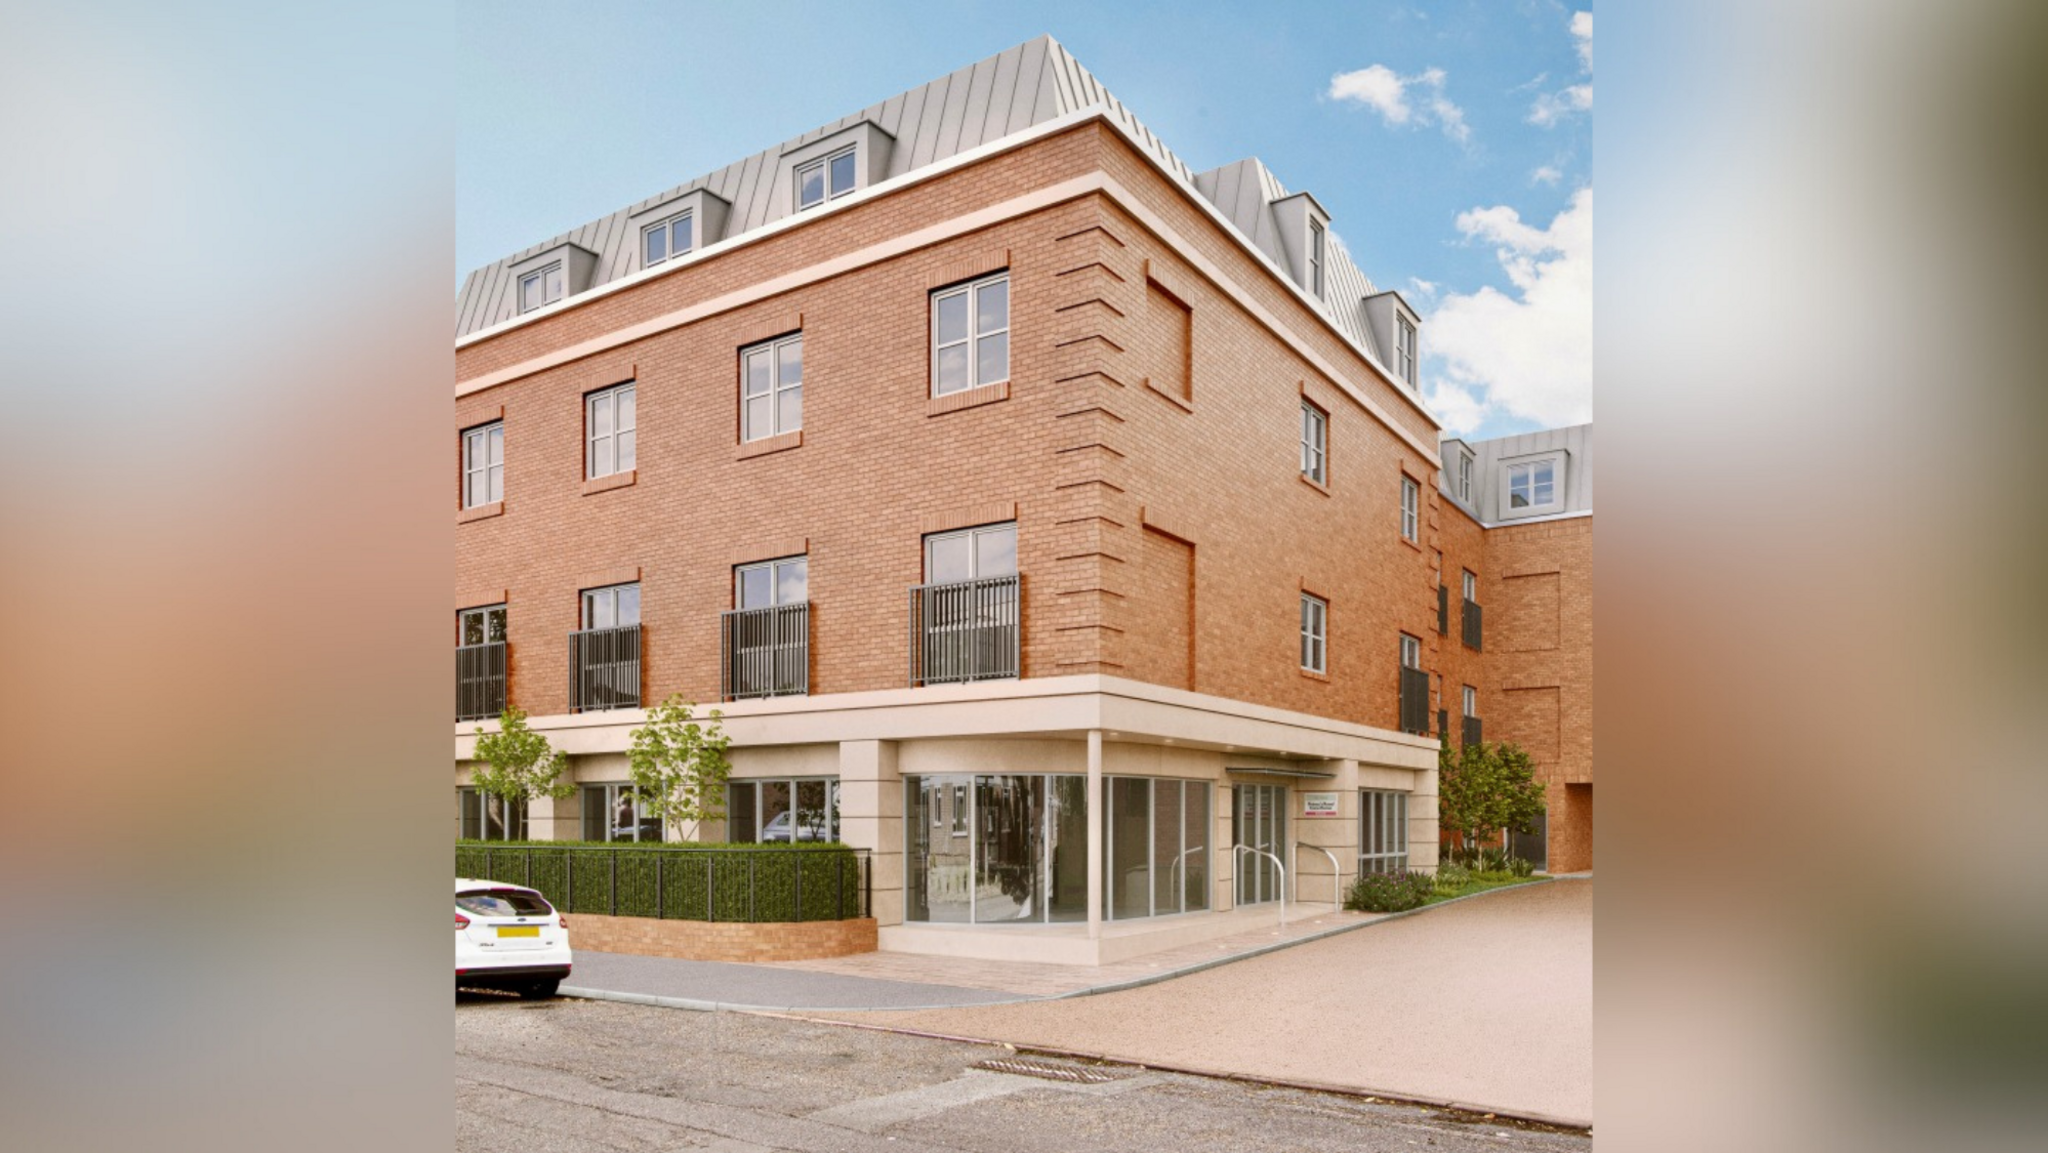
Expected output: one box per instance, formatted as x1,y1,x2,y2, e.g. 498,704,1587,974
456,890,554,918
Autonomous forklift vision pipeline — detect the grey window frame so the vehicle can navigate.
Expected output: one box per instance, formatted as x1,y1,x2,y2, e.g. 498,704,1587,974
1308,220,1326,299
458,787,527,841
1463,569,1478,602
1400,632,1421,670
580,582,640,630
1358,789,1409,875
518,262,564,314
641,210,693,268
585,382,636,479
1463,684,1478,720
740,332,803,442
1401,475,1419,542
730,777,840,843
796,145,857,211
1396,315,1417,384
1502,451,1566,516
458,604,506,647
929,272,1010,397
584,782,662,843
462,421,504,509
1300,592,1328,674
1457,451,1474,504
1300,400,1328,484
923,522,1017,583
735,555,807,610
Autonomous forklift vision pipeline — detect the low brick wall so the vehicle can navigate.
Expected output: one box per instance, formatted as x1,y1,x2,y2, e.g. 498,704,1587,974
565,913,877,962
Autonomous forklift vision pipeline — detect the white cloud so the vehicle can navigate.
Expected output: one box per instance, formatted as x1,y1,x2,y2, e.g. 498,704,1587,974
1531,164,1563,186
1328,64,1471,145
1529,11,1593,127
1406,276,1439,301
1423,188,1592,432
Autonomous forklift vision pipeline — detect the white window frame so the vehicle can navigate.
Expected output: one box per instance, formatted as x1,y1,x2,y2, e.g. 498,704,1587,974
1457,450,1474,504
1463,569,1478,603
740,333,803,442
1400,632,1421,670
462,421,503,509
580,583,640,630
585,382,636,479
1300,400,1328,485
922,522,1017,583
641,210,693,268
929,272,1010,397
735,556,808,610
1463,684,1478,719
1308,220,1326,299
1396,315,1417,384
1300,592,1328,674
457,604,506,647
518,262,564,314
1401,475,1419,542
1499,450,1567,519
796,146,857,211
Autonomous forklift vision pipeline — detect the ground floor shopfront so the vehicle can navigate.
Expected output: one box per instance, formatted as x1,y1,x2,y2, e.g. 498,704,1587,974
455,675,1438,964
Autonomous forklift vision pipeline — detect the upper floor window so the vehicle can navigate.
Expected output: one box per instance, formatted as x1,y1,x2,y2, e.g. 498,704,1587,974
797,147,857,211
462,422,503,509
741,333,803,441
459,604,506,647
1401,475,1419,542
924,522,1016,584
1400,632,1421,669
1301,592,1328,674
1396,315,1417,384
1300,400,1328,485
585,382,636,479
931,273,1009,397
581,583,640,630
1463,684,1478,718
736,556,808,609
519,263,564,314
1463,569,1478,603
1308,220,1326,299
1508,459,1556,509
642,211,692,267
1457,451,1474,504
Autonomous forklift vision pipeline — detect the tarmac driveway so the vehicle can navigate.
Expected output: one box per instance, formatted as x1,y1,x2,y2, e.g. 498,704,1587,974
818,878,1593,1126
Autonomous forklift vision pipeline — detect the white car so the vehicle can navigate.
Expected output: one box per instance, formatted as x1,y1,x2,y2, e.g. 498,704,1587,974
455,878,572,999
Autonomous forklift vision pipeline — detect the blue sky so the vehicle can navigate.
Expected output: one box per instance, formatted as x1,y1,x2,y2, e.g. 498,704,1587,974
459,1,1592,439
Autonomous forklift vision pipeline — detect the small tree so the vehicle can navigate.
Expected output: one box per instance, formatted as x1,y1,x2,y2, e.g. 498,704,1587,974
470,706,574,832
1437,737,1547,863
626,695,733,842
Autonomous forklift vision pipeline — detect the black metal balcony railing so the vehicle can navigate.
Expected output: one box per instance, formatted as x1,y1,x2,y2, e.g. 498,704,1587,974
1437,584,1449,635
1399,665,1431,736
1463,598,1484,650
1463,715,1483,747
570,624,641,712
908,574,1020,686
721,602,810,700
456,642,507,722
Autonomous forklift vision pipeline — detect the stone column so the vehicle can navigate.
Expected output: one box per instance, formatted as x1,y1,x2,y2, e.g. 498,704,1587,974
1408,761,1441,872
837,739,903,925
528,792,581,842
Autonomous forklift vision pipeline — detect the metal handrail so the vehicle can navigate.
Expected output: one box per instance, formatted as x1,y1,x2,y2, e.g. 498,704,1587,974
1234,843,1288,928
908,574,1020,686
1295,841,1344,909
720,602,810,700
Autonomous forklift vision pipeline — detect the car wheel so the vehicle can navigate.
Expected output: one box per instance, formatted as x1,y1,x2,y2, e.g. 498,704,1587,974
519,979,560,1000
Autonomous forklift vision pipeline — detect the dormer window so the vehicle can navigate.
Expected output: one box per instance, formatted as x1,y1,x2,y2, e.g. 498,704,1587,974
519,263,563,314
642,211,692,267
1499,449,1568,518
1397,315,1418,384
797,147,857,211
1309,220,1326,299
1457,450,1474,504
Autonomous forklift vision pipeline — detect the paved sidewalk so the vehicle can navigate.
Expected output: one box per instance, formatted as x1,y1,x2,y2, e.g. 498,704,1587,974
562,952,1025,1011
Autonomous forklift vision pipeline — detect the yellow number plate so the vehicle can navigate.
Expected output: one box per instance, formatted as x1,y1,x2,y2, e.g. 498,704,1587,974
496,925,540,938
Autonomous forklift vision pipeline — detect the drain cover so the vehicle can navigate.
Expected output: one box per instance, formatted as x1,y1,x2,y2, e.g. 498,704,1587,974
972,1056,1123,1084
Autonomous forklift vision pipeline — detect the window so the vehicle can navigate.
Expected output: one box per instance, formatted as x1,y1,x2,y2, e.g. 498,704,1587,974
1457,451,1474,504
1401,475,1419,542
730,778,840,843
585,383,636,479
905,773,1092,924
642,211,692,267
736,556,807,609
1396,315,1417,384
458,788,526,841
581,583,640,630
931,273,1009,396
1308,220,1325,299
741,333,803,441
924,522,1016,584
1300,400,1327,485
583,783,662,842
1102,777,1211,920
458,605,506,647
1359,790,1409,875
1463,684,1478,719
1508,460,1556,509
462,422,503,508
1300,593,1328,674
796,146,857,211
518,263,564,313
1400,632,1421,670
1463,569,1478,603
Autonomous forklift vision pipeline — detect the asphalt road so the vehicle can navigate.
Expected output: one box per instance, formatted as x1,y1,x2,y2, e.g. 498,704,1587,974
455,994,1589,1152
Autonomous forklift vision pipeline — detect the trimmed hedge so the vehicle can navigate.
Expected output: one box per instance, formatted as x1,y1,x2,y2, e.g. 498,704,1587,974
456,840,864,923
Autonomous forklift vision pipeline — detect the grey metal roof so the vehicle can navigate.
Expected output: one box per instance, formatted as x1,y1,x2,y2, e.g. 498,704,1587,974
1439,423,1594,523
455,35,1398,389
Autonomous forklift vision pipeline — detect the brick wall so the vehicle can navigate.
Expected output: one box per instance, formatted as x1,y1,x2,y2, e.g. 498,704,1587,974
564,913,877,963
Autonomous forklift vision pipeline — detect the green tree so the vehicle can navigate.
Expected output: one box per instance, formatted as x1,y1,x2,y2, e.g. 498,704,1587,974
627,695,733,841
1437,737,1547,862
470,706,574,820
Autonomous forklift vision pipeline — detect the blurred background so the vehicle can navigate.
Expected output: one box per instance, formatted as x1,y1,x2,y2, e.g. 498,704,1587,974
0,1,2043,1150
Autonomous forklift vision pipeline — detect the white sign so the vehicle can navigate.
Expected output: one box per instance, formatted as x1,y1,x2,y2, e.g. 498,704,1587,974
1299,792,1340,817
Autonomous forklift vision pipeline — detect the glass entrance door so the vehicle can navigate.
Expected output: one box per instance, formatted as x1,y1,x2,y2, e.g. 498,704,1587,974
1233,783,1287,905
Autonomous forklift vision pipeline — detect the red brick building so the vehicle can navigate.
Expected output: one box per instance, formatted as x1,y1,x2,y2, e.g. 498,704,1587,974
452,36,1590,960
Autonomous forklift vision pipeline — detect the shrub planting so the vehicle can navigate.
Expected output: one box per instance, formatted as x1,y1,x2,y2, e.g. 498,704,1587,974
1343,869,1436,913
